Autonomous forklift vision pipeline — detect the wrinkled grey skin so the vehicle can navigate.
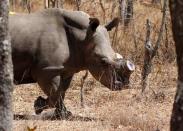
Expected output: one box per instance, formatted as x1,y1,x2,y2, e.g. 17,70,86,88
9,9,133,118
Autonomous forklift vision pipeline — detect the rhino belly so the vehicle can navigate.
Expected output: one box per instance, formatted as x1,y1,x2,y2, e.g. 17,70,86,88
12,52,36,85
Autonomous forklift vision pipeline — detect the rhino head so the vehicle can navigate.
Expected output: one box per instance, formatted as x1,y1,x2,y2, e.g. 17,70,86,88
83,17,135,91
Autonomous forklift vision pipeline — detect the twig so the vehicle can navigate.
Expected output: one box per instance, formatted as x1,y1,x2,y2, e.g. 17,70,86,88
99,0,106,22
132,17,138,53
111,0,117,19
112,24,119,46
164,19,169,48
151,0,168,58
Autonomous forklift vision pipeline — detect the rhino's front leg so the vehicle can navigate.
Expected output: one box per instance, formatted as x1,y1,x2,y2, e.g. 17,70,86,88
34,75,73,119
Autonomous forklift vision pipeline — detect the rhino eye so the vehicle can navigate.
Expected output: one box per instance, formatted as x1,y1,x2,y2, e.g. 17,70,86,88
101,59,106,65
101,58,109,66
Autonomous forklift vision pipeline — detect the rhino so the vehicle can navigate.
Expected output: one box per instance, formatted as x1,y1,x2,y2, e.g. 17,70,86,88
9,8,135,118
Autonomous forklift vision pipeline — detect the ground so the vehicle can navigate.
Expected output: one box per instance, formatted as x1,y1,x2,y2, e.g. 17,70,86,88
13,64,176,131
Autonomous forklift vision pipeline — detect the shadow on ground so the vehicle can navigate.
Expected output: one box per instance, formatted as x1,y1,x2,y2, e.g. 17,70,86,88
14,111,100,122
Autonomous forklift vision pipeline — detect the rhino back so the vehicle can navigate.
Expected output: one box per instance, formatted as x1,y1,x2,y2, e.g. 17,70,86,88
10,10,70,67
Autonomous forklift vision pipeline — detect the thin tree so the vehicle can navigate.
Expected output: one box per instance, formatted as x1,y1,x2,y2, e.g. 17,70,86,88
59,0,64,8
169,0,183,131
21,0,31,13
141,0,168,93
75,0,81,11
44,0,59,8
119,0,133,27
151,0,161,4
125,0,133,26
10,0,18,11
119,0,126,25
0,0,14,130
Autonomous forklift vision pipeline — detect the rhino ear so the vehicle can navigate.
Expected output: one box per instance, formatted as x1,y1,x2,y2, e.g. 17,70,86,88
85,18,100,40
105,17,120,31
89,18,100,32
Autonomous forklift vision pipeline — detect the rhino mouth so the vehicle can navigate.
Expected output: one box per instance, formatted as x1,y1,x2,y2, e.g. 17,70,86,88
110,71,126,91
110,60,135,91
111,72,130,91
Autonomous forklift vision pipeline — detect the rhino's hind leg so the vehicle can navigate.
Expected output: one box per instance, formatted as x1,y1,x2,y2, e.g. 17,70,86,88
34,95,72,119
36,74,73,119
34,94,72,119
34,96,72,120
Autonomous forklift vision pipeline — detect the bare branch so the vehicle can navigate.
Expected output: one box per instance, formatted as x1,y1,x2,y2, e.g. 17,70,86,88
99,0,106,22
152,0,168,58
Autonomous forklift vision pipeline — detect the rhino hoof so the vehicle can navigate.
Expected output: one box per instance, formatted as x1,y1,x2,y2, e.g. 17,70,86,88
54,108,72,120
35,107,43,115
34,96,47,115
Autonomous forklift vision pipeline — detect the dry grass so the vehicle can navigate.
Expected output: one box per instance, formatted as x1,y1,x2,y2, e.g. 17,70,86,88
11,0,177,131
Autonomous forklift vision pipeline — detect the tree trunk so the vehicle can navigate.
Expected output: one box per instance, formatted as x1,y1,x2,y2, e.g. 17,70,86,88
169,0,183,131
0,0,14,131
